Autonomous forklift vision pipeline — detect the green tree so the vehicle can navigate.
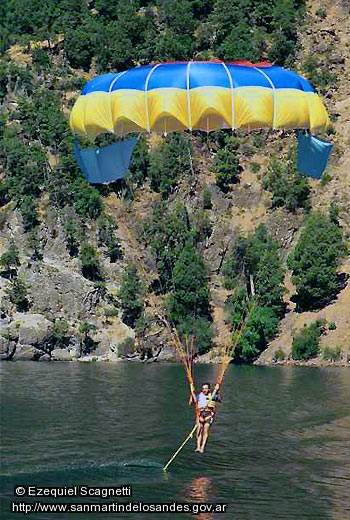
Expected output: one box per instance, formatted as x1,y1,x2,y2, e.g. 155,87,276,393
97,213,123,263
63,213,81,258
143,201,195,289
119,264,144,328
149,133,193,198
263,152,310,212
52,318,70,348
292,319,326,360
224,225,285,362
6,277,30,312
169,243,210,322
72,177,103,220
0,243,20,278
287,211,347,310
65,26,96,71
213,147,242,193
224,225,285,314
203,187,212,209
20,195,40,232
17,90,70,152
236,305,280,362
80,243,104,281
168,243,212,354
127,135,149,187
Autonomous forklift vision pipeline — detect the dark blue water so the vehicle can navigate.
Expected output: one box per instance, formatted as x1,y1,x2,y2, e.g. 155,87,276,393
1,363,349,519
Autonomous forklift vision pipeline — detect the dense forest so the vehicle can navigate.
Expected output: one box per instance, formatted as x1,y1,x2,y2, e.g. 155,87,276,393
0,0,349,364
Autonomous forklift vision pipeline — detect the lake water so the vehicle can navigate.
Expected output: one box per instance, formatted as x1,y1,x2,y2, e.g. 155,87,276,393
1,363,350,520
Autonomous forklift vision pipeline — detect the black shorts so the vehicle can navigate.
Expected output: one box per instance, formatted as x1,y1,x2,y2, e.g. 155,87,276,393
199,409,214,424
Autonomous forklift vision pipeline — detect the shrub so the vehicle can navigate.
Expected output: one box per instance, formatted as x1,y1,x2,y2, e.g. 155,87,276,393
119,264,144,328
117,337,136,357
128,135,149,186
20,195,40,232
168,243,210,323
6,277,30,312
291,320,326,360
53,318,70,347
263,153,310,212
251,162,261,174
213,147,242,193
287,211,347,310
149,133,193,198
323,346,341,362
315,8,327,18
274,348,286,361
223,225,285,315
80,322,98,355
235,304,280,362
328,321,337,331
321,173,332,186
0,243,20,278
63,214,81,258
80,243,104,281
72,177,103,220
302,54,338,93
175,315,213,356
203,187,212,209
97,213,122,263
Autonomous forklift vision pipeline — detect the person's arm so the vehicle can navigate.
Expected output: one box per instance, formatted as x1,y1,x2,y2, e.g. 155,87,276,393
188,383,197,405
213,383,221,402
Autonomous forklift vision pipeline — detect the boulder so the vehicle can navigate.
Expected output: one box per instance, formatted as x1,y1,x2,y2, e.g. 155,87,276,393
52,348,73,361
0,334,9,356
330,56,345,65
67,337,81,359
13,345,38,361
9,313,54,346
155,344,177,361
38,353,51,362
93,329,111,357
99,320,135,361
24,264,100,320
0,334,16,360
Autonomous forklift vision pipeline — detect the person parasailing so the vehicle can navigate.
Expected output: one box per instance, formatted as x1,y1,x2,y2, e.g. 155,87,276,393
189,382,221,453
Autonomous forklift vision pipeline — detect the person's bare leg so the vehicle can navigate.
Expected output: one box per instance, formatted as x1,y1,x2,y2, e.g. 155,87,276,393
199,422,210,452
196,420,203,451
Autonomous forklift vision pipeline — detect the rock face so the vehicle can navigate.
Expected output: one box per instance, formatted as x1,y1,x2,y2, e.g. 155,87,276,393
24,264,98,321
38,353,51,362
13,345,39,361
52,348,73,361
0,335,16,360
9,313,54,345
92,320,135,361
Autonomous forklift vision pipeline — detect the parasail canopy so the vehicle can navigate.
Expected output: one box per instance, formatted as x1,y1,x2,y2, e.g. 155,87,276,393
74,137,137,184
70,61,329,140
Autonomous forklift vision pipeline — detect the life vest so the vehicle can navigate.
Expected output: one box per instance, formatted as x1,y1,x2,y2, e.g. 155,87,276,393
206,393,218,410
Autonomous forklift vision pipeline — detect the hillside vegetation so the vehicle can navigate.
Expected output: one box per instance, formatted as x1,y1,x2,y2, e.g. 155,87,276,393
0,0,349,364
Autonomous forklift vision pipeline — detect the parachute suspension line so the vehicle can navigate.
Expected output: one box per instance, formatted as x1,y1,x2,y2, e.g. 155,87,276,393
186,61,192,131
216,296,257,387
188,144,195,178
255,67,277,130
108,70,127,93
221,62,235,131
144,64,160,133
217,239,274,387
115,201,197,396
108,71,128,134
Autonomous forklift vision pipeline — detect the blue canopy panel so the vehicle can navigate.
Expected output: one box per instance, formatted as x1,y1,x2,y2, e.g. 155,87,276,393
74,138,137,184
297,133,333,179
